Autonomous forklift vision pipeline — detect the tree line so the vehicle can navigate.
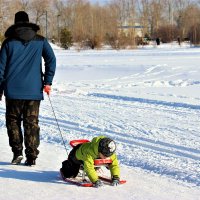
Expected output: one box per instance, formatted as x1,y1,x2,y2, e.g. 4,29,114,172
1,0,200,49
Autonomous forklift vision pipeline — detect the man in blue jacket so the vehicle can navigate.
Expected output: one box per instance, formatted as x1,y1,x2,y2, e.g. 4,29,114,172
0,11,56,166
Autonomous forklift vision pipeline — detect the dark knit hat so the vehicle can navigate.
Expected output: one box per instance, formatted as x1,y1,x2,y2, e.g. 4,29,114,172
98,137,116,157
15,11,29,24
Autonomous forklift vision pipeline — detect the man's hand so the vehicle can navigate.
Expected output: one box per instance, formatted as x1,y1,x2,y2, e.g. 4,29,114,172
44,85,51,95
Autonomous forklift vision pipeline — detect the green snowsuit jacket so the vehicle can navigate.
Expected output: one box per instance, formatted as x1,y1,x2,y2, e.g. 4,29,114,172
75,136,120,183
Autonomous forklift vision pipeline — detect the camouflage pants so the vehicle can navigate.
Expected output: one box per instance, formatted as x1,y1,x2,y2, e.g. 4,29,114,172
6,99,41,159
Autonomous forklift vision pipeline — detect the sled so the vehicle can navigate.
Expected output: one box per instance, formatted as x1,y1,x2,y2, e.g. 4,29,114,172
60,168,93,187
69,139,90,147
60,168,126,187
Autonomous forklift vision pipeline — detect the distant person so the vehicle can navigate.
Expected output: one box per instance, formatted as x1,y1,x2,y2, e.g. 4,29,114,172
51,38,55,44
177,37,181,46
0,11,56,166
156,38,160,45
60,136,120,187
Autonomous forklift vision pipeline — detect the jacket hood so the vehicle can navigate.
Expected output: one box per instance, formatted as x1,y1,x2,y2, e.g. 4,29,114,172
5,23,40,42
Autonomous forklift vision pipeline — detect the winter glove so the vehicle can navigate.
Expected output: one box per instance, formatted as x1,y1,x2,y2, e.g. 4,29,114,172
94,180,104,188
111,176,120,186
44,85,51,95
111,179,120,186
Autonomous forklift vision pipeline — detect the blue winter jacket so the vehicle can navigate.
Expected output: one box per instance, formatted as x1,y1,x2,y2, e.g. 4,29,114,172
0,23,56,100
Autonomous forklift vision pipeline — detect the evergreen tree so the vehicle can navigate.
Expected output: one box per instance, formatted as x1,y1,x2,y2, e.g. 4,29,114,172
60,28,73,49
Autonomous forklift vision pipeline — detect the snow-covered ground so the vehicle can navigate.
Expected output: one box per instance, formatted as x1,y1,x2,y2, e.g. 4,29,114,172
0,42,200,200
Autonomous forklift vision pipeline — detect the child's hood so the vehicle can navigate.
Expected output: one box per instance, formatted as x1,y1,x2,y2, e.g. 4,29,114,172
91,135,106,145
89,135,106,155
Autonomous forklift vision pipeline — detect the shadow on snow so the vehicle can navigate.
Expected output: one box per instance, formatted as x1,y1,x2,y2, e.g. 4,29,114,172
0,162,64,184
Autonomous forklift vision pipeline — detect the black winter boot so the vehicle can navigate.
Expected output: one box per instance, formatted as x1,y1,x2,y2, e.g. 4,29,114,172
11,155,23,165
24,158,36,166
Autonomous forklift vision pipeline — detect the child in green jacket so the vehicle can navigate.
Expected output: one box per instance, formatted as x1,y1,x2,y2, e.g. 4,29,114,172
60,136,120,187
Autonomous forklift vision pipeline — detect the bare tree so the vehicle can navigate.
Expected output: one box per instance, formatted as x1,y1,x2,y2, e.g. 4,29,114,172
12,0,30,11
137,0,150,37
29,0,51,37
0,0,14,37
109,0,138,48
173,0,193,40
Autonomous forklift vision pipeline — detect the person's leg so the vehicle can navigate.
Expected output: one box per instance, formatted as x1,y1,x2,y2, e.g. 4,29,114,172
61,146,82,178
6,99,24,164
23,100,40,165
61,159,81,178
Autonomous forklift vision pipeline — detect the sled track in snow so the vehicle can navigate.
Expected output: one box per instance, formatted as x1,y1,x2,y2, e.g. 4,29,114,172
88,93,200,110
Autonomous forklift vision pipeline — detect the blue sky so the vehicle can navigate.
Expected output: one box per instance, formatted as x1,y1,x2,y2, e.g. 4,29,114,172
89,0,110,5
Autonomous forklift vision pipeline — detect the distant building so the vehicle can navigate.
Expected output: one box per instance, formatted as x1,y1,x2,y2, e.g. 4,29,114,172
118,23,144,37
